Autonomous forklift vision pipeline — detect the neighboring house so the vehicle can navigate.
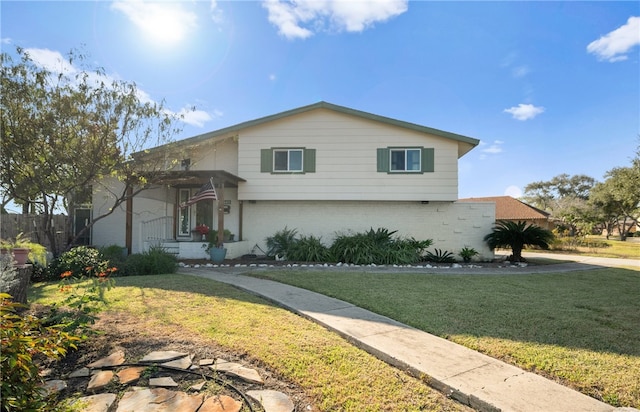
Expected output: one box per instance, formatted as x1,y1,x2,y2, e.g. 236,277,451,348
92,102,496,260
457,196,553,230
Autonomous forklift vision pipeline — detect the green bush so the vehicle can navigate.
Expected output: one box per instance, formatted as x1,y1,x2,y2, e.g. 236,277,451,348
458,246,479,263
425,249,457,263
330,228,432,265
121,246,177,276
98,245,128,275
1,293,81,412
286,235,331,262
265,227,298,258
49,246,109,279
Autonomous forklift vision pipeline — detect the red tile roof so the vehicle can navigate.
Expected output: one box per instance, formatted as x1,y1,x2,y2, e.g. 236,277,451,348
458,196,550,221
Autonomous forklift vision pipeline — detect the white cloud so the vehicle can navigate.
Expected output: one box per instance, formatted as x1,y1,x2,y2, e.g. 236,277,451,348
512,65,530,78
477,140,504,160
210,0,223,24
23,48,76,75
1,37,12,44
269,73,277,81
24,47,212,128
504,103,544,121
262,0,408,40
111,1,198,45
504,185,522,198
587,16,640,62
174,108,213,128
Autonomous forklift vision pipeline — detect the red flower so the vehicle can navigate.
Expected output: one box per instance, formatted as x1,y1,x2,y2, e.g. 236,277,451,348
194,224,210,235
60,271,73,278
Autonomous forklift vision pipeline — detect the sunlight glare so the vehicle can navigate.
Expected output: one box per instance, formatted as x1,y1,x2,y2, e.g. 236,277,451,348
112,1,197,46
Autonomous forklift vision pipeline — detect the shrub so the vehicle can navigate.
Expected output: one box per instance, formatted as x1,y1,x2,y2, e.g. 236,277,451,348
458,246,479,263
121,246,177,276
425,249,457,263
1,293,81,412
265,227,298,258
49,246,109,279
286,235,331,262
330,228,432,265
99,244,128,266
30,261,54,283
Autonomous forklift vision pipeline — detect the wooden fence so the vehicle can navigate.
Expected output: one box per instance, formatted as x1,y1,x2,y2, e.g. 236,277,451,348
1,214,71,256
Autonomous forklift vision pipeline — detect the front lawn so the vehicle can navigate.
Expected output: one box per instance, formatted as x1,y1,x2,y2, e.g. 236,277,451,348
252,267,640,408
29,275,471,412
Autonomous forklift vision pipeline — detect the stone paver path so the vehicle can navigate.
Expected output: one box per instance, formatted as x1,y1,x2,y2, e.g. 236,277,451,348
44,350,296,412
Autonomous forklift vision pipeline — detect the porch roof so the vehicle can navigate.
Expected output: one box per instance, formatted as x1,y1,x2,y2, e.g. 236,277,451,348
152,170,246,188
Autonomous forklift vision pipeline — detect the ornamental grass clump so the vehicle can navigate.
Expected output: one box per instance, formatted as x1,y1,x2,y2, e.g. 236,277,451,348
330,228,432,265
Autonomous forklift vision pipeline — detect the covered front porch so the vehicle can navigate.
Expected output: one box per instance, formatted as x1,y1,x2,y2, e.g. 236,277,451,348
134,170,249,260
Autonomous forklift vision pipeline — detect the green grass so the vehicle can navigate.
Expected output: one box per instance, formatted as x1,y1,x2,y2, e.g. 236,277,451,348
251,268,640,408
29,275,471,412
546,236,640,259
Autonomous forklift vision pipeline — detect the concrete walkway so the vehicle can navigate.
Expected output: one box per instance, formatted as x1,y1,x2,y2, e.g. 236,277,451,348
178,259,639,412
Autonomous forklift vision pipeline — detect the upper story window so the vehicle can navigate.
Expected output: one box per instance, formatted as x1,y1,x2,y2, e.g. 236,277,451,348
261,147,316,174
377,147,434,174
274,149,303,172
390,148,421,172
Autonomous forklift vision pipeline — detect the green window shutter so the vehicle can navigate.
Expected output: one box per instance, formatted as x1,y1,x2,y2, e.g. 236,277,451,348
377,148,389,172
260,149,273,173
303,148,316,173
422,148,434,172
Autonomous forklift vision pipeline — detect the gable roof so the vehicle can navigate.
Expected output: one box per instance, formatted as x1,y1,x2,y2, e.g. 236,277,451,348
458,196,550,221
154,101,480,157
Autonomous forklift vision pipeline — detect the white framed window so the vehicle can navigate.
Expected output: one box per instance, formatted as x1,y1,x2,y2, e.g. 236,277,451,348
390,148,421,172
273,149,303,172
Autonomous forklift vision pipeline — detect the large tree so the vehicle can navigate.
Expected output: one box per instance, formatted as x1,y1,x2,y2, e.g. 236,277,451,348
588,143,640,240
522,174,596,235
1,47,183,254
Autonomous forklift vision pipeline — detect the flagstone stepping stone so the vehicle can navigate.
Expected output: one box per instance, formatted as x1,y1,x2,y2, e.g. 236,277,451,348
199,395,243,412
87,350,125,368
87,370,114,391
117,366,146,384
246,390,294,412
212,359,264,384
71,393,117,412
69,367,91,378
149,376,179,387
199,358,214,366
116,388,204,412
162,354,193,370
140,350,188,363
189,381,206,391
42,379,67,395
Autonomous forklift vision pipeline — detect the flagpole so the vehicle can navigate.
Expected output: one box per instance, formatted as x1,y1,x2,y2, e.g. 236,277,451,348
216,179,225,248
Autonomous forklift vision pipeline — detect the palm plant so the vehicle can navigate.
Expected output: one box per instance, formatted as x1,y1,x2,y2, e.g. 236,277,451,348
484,220,554,262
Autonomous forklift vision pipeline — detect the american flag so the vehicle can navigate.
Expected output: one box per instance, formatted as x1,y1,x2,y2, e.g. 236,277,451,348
179,179,217,208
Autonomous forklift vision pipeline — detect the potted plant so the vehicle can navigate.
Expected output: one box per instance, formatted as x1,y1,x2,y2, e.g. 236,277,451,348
203,231,227,263
193,224,210,241
0,233,33,266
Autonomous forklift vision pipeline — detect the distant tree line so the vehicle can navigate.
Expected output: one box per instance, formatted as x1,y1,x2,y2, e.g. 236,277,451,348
521,141,640,240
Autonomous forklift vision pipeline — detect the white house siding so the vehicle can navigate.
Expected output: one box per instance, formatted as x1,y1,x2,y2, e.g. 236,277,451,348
237,109,460,202
92,177,127,250
242,200,495,261
176,136,239,174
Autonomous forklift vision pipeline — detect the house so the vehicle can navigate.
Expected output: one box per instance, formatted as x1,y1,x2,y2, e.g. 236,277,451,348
92,102,496,260
457,196,553,230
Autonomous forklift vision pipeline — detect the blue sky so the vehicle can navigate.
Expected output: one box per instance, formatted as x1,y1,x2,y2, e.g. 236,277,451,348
2,1,639,200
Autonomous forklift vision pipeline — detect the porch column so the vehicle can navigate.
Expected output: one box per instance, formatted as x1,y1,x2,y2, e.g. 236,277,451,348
125,186,132,255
